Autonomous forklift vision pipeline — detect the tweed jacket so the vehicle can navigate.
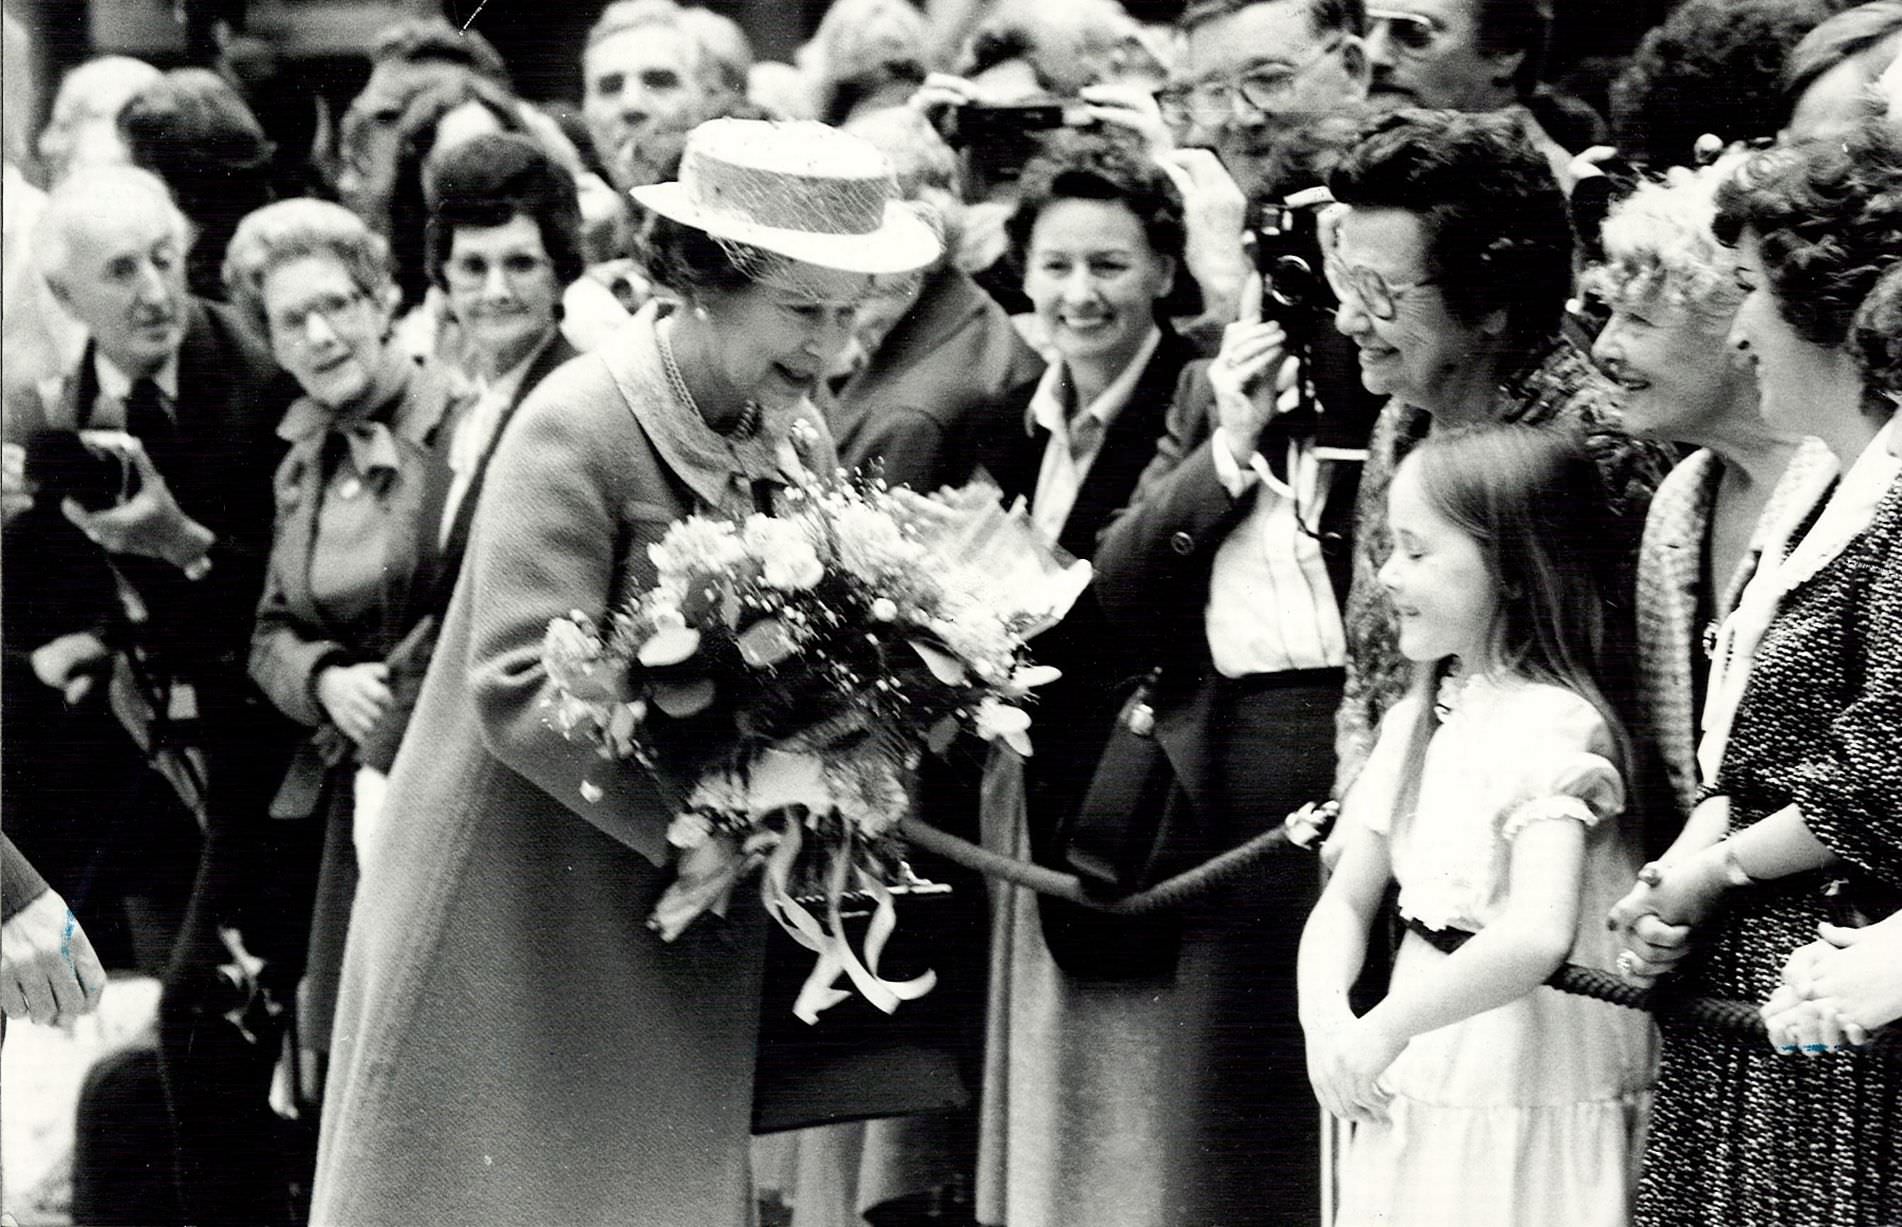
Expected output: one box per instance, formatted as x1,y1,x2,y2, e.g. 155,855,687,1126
1633,439,1839,822
310,303,836,1226
1331,334,1677,797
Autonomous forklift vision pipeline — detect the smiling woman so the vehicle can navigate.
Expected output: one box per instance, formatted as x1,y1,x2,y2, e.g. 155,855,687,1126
307,118,941,1226
221,197,478,1121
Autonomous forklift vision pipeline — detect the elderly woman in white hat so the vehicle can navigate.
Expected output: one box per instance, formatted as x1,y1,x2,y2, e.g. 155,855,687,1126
308,119,939,1227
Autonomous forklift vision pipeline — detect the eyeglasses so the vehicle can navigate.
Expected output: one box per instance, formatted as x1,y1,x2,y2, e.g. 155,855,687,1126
1156,39,1344,127
445,252,553,288
269,289,370,342
1367,8,1449,56
1323,250,1436,321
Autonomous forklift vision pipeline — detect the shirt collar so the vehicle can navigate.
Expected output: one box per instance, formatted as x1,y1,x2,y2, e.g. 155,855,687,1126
1026,326,1162,439
94,348,180,404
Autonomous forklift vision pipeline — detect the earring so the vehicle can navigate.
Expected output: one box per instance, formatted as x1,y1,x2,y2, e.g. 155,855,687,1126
694,304,710,322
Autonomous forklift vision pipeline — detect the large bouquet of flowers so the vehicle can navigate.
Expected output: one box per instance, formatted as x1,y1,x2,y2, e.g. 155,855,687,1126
542,478,1088,1021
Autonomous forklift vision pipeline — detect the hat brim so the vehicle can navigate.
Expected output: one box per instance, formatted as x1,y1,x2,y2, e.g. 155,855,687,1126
629,181,941,276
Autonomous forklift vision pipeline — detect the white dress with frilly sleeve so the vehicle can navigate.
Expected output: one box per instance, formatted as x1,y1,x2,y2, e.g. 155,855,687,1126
1335,675,1657,1227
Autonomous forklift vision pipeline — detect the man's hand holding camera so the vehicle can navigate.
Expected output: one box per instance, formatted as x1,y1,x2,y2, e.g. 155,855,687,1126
1211,275,1299,467
60,430,214,574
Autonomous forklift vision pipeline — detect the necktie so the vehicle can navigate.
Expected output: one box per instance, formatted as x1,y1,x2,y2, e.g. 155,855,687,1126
124,377,173,453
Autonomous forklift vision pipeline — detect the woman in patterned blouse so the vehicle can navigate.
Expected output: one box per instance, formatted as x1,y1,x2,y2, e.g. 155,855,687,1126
1608,123,1902,1227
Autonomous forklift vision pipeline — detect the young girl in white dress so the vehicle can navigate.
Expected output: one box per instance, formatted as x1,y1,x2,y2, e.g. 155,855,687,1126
1299,425,1657,1227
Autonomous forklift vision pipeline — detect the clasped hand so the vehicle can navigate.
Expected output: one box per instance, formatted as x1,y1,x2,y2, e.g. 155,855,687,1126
1305,1007,1404,1125
60,431,212,568
318,662,394,746
1761,919,1900,1055
1606,798,1730,984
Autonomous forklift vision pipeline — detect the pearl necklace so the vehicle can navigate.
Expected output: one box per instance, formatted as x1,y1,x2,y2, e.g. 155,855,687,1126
658,318,762,441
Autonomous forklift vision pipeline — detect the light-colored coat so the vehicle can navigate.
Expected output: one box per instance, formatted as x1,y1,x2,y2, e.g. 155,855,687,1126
310,305,835,1226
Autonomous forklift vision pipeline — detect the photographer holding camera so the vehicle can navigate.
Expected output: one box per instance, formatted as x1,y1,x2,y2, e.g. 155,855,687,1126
1,163,310,1225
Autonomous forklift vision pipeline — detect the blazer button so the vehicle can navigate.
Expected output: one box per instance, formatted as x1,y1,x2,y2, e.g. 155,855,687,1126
1169,531,1194,555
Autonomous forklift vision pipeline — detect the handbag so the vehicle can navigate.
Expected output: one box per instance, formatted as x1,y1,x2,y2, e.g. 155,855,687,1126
751,876,983,1134
1036,667,1189,981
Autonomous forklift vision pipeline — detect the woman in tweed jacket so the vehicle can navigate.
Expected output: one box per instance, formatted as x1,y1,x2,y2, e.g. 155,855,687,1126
1586,161,1836,846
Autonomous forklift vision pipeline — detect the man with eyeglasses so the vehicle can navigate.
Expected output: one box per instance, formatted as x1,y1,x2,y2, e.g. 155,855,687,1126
1169,0,1373,203
2,163,305,1225
1364,0,1534,112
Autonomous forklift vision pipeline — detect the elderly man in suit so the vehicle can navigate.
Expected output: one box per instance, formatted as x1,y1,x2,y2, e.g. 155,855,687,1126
3,164,308,1226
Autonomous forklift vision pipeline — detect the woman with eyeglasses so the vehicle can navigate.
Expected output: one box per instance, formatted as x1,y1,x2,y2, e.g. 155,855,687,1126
224,198,477,1112
1325,109,1673,807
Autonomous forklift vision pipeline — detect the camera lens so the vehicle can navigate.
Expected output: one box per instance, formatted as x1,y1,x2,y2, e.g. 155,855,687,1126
1268,255,1317,310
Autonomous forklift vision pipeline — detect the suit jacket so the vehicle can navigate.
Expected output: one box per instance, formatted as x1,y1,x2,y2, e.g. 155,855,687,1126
827,265,1044,494
3,299,298,684
974,326,1199,562
1092,361,1363,828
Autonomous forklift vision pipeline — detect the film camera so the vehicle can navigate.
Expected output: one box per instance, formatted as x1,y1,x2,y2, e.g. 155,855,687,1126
23,429,138,512
1244,193,1335,417
935,98,1094,199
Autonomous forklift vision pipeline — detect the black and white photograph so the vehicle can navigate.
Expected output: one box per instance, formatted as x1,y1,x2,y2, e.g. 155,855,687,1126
1,1,1899,1224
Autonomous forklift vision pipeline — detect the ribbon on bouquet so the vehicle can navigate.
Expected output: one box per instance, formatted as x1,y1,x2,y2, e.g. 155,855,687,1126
759,822,938,1025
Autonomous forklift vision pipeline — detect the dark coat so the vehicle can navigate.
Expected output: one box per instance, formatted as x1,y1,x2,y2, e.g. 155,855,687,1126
311,307,834,1226
828,265,1044,494
973,327,1199,836
1,301,300,943
988,362,1366,1227
1092,361,1362,821
420,332,580,610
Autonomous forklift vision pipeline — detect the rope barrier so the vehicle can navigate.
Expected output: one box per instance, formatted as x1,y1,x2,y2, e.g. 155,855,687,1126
898,815,1901,1055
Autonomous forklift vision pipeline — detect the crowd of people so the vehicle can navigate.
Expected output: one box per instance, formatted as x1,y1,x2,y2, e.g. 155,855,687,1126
2,1,1900,1225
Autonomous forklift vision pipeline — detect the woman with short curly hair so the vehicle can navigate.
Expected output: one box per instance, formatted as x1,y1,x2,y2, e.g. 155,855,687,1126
225,197,476,1111
1587,161,1836,833
1325,107,1673,800
1608,122,1902,1227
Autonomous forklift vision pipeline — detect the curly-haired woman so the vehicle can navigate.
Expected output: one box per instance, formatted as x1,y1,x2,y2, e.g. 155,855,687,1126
1608,123,1902,1227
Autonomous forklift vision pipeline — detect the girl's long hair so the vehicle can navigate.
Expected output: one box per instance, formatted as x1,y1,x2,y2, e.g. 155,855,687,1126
1390,424,1635,821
